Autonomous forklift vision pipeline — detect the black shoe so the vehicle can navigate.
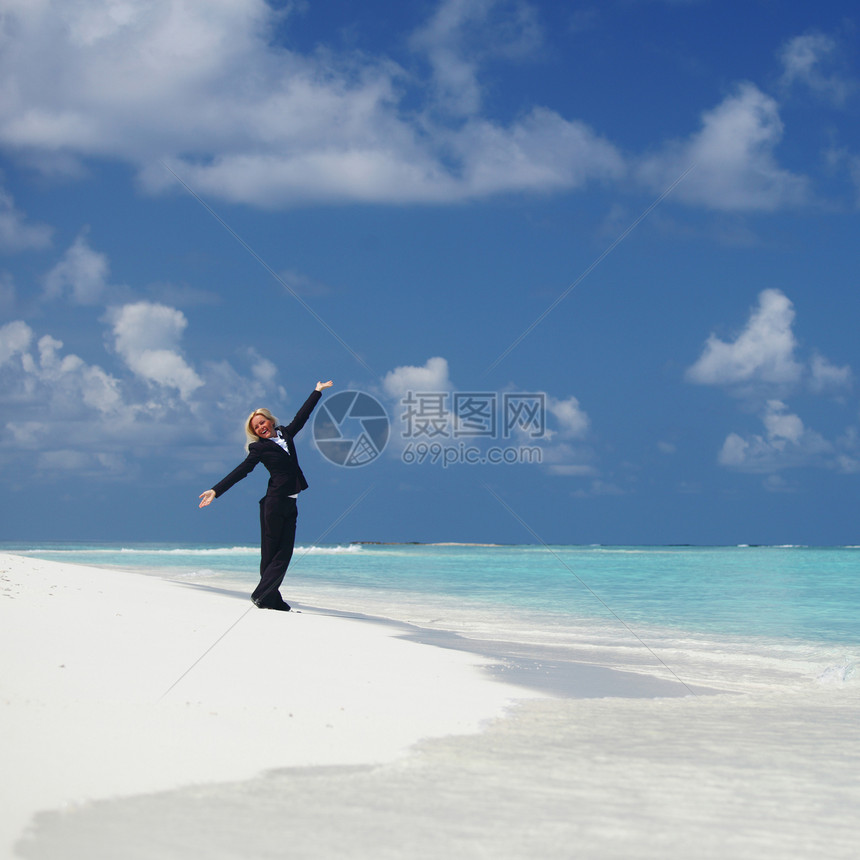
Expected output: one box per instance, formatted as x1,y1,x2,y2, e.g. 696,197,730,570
252,597,291,612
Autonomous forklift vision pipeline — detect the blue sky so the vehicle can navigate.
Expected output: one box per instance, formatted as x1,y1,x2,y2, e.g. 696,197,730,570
1,0,858,546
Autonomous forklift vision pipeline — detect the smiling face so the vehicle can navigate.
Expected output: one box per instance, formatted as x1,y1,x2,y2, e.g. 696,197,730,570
250,413,275,439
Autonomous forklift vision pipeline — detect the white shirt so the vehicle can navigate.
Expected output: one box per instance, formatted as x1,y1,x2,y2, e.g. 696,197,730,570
273,431,298,498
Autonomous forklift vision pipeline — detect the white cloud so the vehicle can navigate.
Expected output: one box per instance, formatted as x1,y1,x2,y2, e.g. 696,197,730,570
761,398,804,444
835,454,860,474
687,288,852,398
687,289,802,389
689,291,854,475
3,224,288,474
201,356,282,418
449,109,624,197
717,400,833,473
0,322,123,425
152,107,623,206
0,183,52,250
809,353,852,393
382,356,452,400
27,334,124,414
0,306,285,480
44,232,110,304
0,0,623,206
526,396,594,478
639,83,809,211
411,0,491,117
0,319,33,366
762,473,794,493
547,395,589,439
249,352,278,387
110,301,203,399
411,0,543,117
779,32,855,106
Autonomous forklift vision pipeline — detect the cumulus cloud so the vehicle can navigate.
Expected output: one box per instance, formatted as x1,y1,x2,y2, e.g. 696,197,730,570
0,319,33,366
687,289,851,397
547,395,589,439
0,302,284,481
690,292,855,475
0,320,123,426
506,391,594,477
2,223,286,468
152,107,623,206
411,0,543,117
0,183,52,251
110,301,203,399
639,84,809,211
249,351,278,388
26,334,124,414
44,231,110,304
718,400,833,473
779,32,856,106
809,353,852,393
382,356,453,400
0,0,623,206
448,108,624,197
686,289,803,389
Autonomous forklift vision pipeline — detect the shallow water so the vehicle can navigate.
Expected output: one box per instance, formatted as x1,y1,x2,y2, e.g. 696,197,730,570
18,691,860,860
8,542,859,693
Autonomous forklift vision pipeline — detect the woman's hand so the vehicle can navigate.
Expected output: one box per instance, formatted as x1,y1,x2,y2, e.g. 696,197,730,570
315,380,334,392
198,490,216,508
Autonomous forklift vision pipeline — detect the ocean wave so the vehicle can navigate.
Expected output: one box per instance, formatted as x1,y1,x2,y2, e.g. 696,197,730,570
117,546,259,556
11,544,364,559
21,544,362,556
127,544,365,556
295,545,363,554
817,662,857,686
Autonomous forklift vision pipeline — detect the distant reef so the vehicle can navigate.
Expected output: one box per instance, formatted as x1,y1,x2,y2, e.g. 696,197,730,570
350,541,504,547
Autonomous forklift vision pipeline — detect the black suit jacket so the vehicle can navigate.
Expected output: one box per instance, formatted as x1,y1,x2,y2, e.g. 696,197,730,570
211,389,322,501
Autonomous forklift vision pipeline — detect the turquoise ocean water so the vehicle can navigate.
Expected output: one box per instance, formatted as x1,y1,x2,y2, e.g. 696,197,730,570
5,541,859,691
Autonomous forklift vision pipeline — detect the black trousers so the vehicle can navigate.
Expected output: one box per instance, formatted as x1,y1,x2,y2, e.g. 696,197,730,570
252,495,298,606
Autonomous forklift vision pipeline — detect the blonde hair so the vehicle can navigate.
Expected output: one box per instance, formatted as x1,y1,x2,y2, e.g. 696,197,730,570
245,408,278,450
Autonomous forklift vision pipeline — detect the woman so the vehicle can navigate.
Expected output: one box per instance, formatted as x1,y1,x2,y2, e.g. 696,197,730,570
199,380,333,611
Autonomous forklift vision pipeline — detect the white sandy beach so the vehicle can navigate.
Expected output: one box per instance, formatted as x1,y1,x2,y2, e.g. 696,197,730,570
3,551,859,860
0,552,537,858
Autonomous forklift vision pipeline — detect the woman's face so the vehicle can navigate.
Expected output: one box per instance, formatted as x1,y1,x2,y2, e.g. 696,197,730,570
251,413,275,439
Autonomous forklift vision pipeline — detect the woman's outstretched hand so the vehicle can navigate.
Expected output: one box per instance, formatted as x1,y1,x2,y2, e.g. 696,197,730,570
315,380,334,392
199,490,216,508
